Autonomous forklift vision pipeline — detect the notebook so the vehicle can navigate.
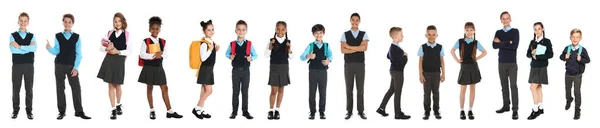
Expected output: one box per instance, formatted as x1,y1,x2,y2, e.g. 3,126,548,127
148,43,161,53
535,44,546,55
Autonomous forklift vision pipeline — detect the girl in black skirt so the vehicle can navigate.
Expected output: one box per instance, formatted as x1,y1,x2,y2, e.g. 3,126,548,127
192,20,219,119
97,12,129,120
265,21,293,120
450,22,487,120
138,16,183,119
525,22,553,120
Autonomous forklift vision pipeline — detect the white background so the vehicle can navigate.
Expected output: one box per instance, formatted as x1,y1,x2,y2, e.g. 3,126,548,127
1,0,597,127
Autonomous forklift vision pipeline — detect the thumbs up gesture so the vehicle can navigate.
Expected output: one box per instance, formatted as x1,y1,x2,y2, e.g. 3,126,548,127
46,40,51,50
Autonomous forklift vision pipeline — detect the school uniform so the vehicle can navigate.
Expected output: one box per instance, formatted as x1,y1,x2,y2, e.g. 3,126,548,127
492,27,520,112
9,30,37,113
266,36,291,86
560,45,590,111
454,38,484,85
417,42,444,112
225,38,258,114
378,42,407,115
138,36,167,85
340,29,369,114
47,31,86,114
97,30,130,84
300,41,333,113
526,36,553,85
197,37,217,85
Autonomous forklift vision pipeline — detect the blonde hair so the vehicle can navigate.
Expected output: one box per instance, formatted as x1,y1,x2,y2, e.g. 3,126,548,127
570,29,582,36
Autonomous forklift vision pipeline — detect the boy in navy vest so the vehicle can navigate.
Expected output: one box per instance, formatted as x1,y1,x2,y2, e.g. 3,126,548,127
341,13,369,120
375,27,411,120
301,24,332,120
417,25,445,120
46,14,91,120
560,29,590,120
10,12,37,120
225,20,258,119
492,11,520,120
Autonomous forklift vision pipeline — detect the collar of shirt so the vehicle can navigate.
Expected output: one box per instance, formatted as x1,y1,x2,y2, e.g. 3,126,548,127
275,35,286,43
465,38,474,44
17,29,29,34
572,44,580,51
536,34,544,43
392,42,401,48
115,29,123,36
503,26,513,32
236,38,247,46
350,29,360,37
425,42,438,48
62,31,74,35
204,37,214,44
149,36,160,43
312,41,325,48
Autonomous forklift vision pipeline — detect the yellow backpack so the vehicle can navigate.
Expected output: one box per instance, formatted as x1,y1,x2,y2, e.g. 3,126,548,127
189,38,212,76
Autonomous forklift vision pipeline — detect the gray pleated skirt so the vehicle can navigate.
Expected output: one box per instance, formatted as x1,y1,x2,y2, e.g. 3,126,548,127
138,66,167,85
97,54,126,84
457,63,482,85
528,67,548,84
268,64,290,86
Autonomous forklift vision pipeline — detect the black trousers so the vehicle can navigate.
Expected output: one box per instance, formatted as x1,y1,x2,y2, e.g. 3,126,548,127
55,64,84,113
309,69,327,113
423,72,440,112
377,71,404,115
12,64,34,112
565,74,582,110
344,63,365,113
232,67,250,113
498,63,519,111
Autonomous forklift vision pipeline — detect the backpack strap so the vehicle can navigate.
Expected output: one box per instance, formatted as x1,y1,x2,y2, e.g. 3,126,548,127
246,40,252,55
159,38,166,51
324,43,329,57
145,38,152,53
578,45,583,55
231,41,237,56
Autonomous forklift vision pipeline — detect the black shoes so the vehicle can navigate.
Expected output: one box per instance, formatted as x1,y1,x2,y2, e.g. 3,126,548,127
376,108,389,117
496,107,510,113
192,108,204,119
467,111,474,120
26,112,33,120
149,111,156,120
268,111,274,120
319,112,326,119
460,111,466,120
229,111,237,119
116,104,123,115
274,110,280,120
344,113,352,119
423,111,430,120
565,99,573,110
308,112,315,120
574,109,581,120
166,112,183,119
527,109,540,120
57,113,66,120
433,110,442,119
358,112,367,119
11,111,18,119
512,111,519,120
110,110,117,120
395,112,411,120
75,112,91,119
242,111,254,119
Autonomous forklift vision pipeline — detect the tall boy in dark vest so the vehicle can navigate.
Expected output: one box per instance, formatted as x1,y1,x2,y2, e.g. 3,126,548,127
225,20,258,119
417,25,445,120
340,13,369,120
492,11,520,120
10,12,37,120
46,14,92,120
